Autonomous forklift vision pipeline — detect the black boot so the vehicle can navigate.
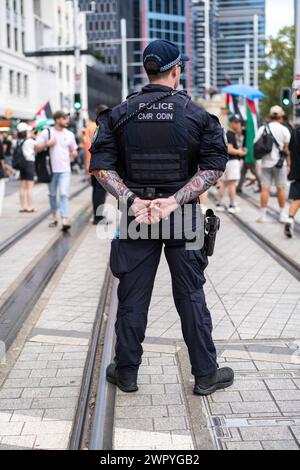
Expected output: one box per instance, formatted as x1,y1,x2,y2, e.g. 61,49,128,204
194,367,234,396
106,363,138,393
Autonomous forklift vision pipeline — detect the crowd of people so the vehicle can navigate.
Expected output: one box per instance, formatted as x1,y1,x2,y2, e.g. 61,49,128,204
0,107,108,230
213,105,300,238
1,102,300,238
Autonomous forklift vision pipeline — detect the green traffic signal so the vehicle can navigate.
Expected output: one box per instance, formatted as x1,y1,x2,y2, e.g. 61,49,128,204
74,102,81,110
281,87,291,107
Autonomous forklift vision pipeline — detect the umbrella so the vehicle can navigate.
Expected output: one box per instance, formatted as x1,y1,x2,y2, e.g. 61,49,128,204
221,84,265,100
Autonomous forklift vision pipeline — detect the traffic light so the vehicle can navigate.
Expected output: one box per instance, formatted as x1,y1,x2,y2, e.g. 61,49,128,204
74,93,81,111
281,87,292,107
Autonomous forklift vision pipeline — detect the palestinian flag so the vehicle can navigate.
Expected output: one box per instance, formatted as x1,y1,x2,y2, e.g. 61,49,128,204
35,102,53,120
225,77,243,124
245,99,257,164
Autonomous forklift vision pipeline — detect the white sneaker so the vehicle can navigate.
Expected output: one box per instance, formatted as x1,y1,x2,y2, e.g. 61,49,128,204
284,219,294,238
256,215,267,223
215,203,225,212
228,205,237,214
279,214,289,224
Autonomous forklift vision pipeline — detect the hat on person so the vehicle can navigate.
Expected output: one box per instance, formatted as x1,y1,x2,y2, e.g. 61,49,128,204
16,122,32,133
53,110,69,121
269,105,284,118
143,39,189,74
229,114,242,123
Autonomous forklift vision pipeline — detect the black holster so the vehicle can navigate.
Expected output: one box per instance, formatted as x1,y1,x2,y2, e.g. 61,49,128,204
203,209,220,256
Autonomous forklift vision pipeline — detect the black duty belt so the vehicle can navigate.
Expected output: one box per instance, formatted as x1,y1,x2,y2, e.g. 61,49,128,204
130,187,172,200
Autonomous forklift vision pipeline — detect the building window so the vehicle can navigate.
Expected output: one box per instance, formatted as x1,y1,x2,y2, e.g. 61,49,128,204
6,0,10,10
66,65,70,81
9,70,14,94
21,0,24,16
7,24,11,48
165,0,170,14
59,62,62,79
60,92,64,109
13,0,17,13
106,21,110,30
112,2,116,12
100,3,104,12
89,21,93,30
21,32,25,52
14,28,18,51
17,72,21,95
24,74,28,96
106,2,110,12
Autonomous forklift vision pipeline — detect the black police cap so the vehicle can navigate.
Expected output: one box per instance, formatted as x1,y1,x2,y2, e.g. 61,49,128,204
143,39,189,74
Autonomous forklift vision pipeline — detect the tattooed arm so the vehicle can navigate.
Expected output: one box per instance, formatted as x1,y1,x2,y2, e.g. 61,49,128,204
92,170,151,216
92,169,134,200
173,169,223,206
135,169,223,224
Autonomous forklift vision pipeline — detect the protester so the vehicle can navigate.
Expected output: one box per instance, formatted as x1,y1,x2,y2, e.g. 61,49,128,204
284,125,300,238
255,105,290,223
34,111,78,231
15,123,36,213
216,114,246,213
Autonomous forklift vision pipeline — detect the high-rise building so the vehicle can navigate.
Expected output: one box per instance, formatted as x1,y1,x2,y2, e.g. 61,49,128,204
191,0,265,98
136,0,191,90
79,0,135,88
191,0,218,99
0,0,57,120
216,0,265,88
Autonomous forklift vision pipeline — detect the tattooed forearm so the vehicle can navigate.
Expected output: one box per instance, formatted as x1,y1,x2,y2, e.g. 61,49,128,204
174,169,223,206
93,170,134,200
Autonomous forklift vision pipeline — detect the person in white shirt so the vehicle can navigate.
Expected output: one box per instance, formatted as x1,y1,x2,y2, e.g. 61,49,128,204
16,123,36,213
35,111,78,231
254,106,291,223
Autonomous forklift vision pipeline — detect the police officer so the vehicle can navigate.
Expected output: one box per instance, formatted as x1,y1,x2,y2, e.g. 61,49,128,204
90,39,234,396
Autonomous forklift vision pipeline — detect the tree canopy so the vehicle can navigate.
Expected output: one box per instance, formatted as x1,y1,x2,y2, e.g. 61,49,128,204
259,25,295,120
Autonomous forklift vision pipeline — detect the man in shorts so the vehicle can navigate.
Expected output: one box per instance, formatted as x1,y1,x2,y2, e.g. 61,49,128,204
255,106,290,223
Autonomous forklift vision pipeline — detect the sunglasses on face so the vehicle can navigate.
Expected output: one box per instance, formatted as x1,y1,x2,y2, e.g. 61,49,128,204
178,62,185,73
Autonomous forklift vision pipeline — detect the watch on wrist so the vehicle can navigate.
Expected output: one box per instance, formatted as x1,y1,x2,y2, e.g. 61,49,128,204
127,194,137,208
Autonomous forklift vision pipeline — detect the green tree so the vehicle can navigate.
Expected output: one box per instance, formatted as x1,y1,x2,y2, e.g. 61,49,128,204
259,25,295,120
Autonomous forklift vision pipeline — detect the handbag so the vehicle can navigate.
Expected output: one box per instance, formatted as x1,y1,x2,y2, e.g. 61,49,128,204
35,128,53,183
266,124,287,169
253,125,274,160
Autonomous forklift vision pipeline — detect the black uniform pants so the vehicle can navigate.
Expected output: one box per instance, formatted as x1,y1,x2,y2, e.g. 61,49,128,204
91,175,106,221
110,238,218,377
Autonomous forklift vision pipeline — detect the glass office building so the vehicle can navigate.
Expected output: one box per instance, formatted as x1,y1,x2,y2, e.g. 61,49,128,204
134,0,190,90
216,0,265,87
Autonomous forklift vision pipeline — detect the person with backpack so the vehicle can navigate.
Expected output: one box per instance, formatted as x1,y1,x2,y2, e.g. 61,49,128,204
14,123,36,213
34,111,78,231
254,106,291,223
284,125,300,238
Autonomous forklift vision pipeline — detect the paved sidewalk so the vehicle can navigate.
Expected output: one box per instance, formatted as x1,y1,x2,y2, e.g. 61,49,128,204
113,199,300,451
0,224,110,450
0,174,88,245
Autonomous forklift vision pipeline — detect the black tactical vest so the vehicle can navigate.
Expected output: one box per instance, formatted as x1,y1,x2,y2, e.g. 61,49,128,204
120,90,198,195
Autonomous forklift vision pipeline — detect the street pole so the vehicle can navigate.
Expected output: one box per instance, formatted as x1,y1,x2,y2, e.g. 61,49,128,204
253,13,259,89
244,43,250,85
204,0,211,100
121,18,128,102
73,0,82,127
294,0,300,124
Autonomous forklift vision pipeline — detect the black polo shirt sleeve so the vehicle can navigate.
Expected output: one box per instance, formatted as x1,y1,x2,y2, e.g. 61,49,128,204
198,111,228,172
89,110,118,172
